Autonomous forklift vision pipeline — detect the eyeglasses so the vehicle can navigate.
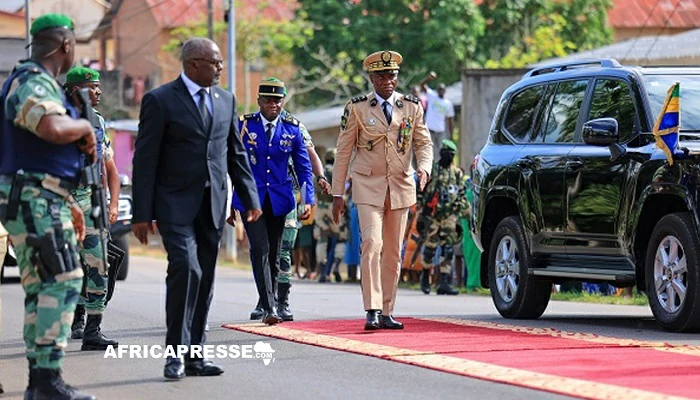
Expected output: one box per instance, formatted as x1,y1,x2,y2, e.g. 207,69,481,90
192,58,224,67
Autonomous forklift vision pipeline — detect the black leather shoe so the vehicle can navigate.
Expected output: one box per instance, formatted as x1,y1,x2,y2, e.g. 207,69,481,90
262,309,282,325
380,315,404,330
164,357,185,380
185,359,224,376
364,310,381,330
250,303,264,320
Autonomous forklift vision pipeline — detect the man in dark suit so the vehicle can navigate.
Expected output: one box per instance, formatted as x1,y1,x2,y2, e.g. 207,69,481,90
132,37,261,380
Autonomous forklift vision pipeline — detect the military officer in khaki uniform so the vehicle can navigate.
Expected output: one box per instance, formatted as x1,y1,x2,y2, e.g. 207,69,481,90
332,50,433,330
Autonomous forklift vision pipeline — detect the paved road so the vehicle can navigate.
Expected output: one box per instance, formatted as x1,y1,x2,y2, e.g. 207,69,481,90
1,256,696,400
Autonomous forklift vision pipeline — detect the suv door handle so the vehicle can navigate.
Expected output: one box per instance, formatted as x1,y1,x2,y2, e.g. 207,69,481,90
516,158,534,168
567,160,584,172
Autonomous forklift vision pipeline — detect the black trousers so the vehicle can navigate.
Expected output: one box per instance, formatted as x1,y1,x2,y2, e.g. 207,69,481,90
159,188,223,348
244,195,285,312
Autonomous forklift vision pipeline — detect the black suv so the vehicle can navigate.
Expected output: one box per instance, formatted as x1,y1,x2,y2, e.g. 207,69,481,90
471,59,700,332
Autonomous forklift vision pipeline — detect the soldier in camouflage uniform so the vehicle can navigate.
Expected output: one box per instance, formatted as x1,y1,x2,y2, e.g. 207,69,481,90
316,148,347,283
417,140,470,295
63,67,119,350
0,13,96,400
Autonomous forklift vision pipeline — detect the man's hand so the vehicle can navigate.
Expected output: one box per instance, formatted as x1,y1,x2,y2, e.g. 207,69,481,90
109,203,118,224
417,169,429,191
428,71,437,80
77,130,97,163
70,202,86,242
299,204,312,220
132,221,157,245
226,208,238,227
245,208,262,223
318,177,332,195
332,197,345,224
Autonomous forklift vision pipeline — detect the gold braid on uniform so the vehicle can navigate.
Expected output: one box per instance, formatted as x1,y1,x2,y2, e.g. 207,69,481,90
350,100,418,176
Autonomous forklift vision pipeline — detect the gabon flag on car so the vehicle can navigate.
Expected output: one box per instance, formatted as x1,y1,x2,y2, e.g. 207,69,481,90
653,82,681,165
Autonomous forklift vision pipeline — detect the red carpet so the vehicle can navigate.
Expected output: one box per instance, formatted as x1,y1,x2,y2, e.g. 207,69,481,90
224,317,700,399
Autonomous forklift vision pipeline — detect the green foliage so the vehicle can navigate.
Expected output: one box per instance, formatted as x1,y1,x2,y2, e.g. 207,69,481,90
477,0,613,67
293,0,485,106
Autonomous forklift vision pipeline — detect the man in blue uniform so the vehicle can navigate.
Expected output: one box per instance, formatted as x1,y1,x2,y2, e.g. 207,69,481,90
0,13,96,400
231,78,315,325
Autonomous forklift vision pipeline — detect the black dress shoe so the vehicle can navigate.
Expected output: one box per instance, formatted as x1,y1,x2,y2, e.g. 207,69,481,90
164,357,185,380
364,310,381,330
262,309,282,325
250,304,264,320
185,359,224,376
380,315,404,330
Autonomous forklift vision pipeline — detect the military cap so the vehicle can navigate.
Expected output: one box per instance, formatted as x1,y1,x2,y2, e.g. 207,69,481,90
363,50,402,73
441,139,457,152
65,67,100,85
258,77,286,97
30,13,75,36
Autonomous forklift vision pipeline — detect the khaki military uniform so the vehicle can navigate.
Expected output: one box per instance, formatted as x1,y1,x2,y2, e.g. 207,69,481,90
332,91,432,314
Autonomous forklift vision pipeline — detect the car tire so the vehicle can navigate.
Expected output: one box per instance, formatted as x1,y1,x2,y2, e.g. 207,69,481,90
645,212,700,332
488,216,551,319
112,235,129,281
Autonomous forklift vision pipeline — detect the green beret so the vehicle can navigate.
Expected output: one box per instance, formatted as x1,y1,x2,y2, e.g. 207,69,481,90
65,67,100,85
441,139,457,152
30,13,74,36
259,77,286,97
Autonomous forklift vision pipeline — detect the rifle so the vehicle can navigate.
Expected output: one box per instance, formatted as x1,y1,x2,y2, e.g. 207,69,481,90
75,88,111,289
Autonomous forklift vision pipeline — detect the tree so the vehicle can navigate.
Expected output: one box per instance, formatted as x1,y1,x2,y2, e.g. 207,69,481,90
475,0,613,66
292,0,484,107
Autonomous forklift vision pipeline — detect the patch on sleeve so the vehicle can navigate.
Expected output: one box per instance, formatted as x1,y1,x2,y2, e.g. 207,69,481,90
340,104,351,131
15,97,67,135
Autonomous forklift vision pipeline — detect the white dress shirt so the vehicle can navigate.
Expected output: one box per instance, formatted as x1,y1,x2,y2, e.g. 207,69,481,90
181,71,213,115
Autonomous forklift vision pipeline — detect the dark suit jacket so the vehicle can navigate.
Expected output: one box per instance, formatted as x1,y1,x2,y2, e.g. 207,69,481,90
132,76,260,230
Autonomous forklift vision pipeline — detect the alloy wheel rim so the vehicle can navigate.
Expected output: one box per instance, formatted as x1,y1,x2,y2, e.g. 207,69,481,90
653,235,688,314
495,235,519,302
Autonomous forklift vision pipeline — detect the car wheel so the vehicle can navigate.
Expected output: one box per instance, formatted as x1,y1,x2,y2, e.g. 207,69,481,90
645,212,700,332
488,216,551,319
112,235,129,281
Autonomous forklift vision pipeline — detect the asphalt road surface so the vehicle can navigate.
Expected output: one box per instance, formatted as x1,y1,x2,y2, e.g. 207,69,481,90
1,256,697,400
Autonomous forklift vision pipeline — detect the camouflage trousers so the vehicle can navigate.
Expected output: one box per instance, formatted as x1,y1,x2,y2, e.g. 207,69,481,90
422,214,462,274
0,177,83,370
72,189,108,315
279,207,300,285
0,222,6,336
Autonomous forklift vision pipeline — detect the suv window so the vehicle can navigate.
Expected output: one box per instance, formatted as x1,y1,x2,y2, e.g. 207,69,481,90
588,78,636,142
542,80,588,143
503,85,545,143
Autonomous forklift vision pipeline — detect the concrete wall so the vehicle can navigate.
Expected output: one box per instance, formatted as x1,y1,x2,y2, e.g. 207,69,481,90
459,68,528,173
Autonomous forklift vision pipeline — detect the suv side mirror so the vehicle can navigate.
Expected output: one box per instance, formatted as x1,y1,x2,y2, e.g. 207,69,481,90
582,118,619,146
119,174,131,188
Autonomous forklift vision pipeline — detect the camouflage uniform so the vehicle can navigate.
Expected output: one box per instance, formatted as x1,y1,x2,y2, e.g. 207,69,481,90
0,60,84,371
73,111,112,315
315,149,347,282
417,140,470,294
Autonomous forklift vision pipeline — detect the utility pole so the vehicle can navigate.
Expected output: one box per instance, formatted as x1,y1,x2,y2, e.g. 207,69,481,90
207,0,213,39
224,0,237,261
25,0,30,57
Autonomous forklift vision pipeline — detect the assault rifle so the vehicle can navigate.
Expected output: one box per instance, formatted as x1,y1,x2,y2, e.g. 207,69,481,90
75,88,110,288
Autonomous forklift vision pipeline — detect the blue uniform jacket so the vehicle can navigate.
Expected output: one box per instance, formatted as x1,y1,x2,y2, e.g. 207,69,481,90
232,112,315,216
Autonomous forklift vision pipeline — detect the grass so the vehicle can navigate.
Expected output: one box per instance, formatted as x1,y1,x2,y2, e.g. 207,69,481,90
398,281,649,306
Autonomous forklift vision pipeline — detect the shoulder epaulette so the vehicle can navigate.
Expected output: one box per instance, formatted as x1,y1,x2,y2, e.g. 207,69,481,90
244,113,257,120
351,95,368,104
403,94,420,104
282,114,300,126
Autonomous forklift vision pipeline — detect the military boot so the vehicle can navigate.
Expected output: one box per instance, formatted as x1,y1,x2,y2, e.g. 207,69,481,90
81,314,118,351
33,368,95,400
70,304,86,340
347,265,358,283
420,269,431,294
437,273,459,295
278,282,293,321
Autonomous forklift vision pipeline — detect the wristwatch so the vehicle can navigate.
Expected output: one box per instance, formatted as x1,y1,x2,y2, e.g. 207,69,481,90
316,175,328,183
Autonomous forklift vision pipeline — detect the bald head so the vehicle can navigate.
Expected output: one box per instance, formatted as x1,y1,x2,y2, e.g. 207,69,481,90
181,37,223,87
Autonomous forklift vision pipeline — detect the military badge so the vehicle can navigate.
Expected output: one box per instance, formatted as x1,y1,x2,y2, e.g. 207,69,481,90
396,99,403,108
340,107,350,130
370,98,377,107
381,51,392,65
250,153,257,165
397,116,413,154
33,84,47,97
368,118,376,126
